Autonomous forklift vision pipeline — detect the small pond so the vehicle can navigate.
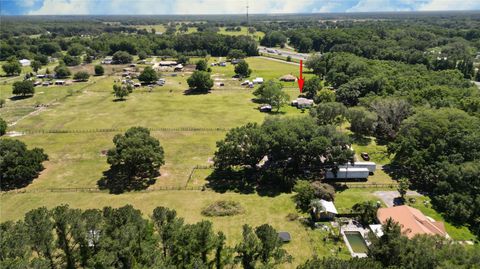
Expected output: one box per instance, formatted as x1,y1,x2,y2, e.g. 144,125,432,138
344,231,368,253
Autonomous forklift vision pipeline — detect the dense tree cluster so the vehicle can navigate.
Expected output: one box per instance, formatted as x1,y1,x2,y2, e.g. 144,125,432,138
389,108,480,234
286,21,478,72
309,53,475,110
0,205,291,269
0,139,48,190
213,117,353,189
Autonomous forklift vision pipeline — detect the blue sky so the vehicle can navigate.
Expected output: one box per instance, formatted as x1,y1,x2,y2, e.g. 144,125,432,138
1,0,479,15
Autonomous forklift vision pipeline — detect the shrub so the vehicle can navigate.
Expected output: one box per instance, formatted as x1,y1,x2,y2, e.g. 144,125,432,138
187,70,213,92
201,200,244,217
73,71,90,81
94,65,104,76
54,65,71,78
0,117,7,136
311,181,335,201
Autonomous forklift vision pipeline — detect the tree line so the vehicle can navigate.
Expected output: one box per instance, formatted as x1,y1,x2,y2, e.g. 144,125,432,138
0,204,292,269
2,204,479,269
1,31,258,64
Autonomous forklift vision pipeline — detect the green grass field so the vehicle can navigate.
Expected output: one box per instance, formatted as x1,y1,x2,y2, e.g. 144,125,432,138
1,56,474,264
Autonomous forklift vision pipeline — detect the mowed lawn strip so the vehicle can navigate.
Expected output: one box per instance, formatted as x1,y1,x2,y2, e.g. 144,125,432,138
13,131,225,189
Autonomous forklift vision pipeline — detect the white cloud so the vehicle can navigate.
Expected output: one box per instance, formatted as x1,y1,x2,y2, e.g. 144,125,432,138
347,0,414,12
29,0,91,15
26,0,480,15
27,0,326,15
18,0,39,7
419,0,480,11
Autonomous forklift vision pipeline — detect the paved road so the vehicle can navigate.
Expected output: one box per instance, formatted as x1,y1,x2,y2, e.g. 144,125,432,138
255,56,300,66
374,190,422,207
258,46,311,61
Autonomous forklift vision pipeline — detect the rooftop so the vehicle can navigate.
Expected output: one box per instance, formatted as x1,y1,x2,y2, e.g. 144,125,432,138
377,205,447,238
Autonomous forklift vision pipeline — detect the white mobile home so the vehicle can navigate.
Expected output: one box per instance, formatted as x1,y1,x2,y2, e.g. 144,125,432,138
339,161,377,174
325,167,369,180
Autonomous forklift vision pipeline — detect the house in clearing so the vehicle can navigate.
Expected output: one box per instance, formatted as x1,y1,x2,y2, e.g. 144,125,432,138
377,205,448,239
19,59,31,66
291,97,314,109
280,74,296,82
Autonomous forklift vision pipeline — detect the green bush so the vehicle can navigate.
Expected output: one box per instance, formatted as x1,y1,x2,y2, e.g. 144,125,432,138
201,200,244,217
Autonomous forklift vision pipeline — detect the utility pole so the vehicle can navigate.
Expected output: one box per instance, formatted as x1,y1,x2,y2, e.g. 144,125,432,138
246,0,249,26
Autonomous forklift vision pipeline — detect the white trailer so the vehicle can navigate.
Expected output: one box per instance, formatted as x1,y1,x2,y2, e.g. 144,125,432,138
325,167,370,180
339,161,377,174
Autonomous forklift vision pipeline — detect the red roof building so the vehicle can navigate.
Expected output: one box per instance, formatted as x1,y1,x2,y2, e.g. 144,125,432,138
377,205,448,238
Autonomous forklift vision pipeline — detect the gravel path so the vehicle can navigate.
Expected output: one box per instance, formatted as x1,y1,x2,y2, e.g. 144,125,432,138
374,190,422,207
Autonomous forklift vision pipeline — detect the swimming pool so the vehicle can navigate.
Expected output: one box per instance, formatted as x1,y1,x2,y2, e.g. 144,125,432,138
344,231,368,253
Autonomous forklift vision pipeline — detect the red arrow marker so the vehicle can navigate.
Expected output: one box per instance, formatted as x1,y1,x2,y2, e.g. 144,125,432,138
297,60,304,93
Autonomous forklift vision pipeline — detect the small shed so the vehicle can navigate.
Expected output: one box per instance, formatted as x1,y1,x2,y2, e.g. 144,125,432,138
278,232,291,243
174,64,184,72
317,199,338,220
280,74,296,82
253,77,264,84
292,98,314,109
19,59,31,66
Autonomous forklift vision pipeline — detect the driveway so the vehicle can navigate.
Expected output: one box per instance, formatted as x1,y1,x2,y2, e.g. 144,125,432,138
255,56,300,66
258,46,311,61
374,190,421,207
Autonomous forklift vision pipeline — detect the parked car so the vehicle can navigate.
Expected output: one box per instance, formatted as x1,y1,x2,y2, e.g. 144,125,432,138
260,105,272,112
241,80,250,86
361,152,370,161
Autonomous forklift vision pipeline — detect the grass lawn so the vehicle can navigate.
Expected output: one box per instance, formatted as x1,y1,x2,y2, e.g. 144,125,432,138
3,57,308,190
334,188,384,213
406,196,476,241
1,56,410,265
0,79,102,124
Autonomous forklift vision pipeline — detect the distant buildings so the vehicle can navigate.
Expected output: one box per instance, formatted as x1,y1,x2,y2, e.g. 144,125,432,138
280,74,296,82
